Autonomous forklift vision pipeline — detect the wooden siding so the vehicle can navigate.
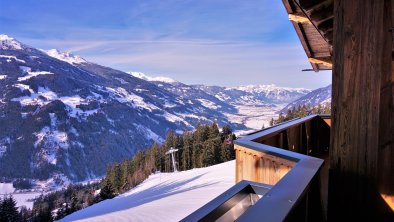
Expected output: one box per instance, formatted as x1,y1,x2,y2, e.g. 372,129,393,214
235,144,295,185
235,116,331,186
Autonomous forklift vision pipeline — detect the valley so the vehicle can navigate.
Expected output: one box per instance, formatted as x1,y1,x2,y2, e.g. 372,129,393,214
0,35,331,210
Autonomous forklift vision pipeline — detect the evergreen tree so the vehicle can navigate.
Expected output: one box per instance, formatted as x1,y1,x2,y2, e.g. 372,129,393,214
270,118,274,126
182,132,193,170
208,122,220,139
219,142,231,162
55,203,68,220
0,195,20,222
19,206,29,222
69,192,79,213
33,205,53,222
222,125,232,137
100,179,115,200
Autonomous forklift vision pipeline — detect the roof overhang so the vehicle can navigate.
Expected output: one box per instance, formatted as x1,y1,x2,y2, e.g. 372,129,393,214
282,0,334,72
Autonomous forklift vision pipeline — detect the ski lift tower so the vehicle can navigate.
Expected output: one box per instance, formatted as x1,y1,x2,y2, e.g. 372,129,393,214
165,147,179,172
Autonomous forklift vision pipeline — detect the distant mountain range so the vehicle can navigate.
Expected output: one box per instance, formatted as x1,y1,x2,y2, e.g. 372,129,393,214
280,84,331,113
0,34,328,183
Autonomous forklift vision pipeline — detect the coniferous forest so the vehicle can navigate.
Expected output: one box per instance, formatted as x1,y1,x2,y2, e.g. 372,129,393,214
0,123,236,221
269,103,331,127
0,104,331,221
103,122,236,195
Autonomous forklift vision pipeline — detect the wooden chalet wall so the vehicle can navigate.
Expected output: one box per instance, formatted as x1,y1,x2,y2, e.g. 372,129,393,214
235,117,330,186
234,145,295,185
329,0,394,220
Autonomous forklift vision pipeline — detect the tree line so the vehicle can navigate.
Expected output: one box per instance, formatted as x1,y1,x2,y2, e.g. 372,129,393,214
269,103,331,127
0,123,236,221
103,123,236,195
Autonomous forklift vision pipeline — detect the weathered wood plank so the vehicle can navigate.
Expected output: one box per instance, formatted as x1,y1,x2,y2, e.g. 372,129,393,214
378,0,394,211
234,145,296,185
329,0,393,219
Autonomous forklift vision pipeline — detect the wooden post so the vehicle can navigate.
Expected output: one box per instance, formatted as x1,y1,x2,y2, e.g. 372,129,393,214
378,0,394,211
329,0,394,220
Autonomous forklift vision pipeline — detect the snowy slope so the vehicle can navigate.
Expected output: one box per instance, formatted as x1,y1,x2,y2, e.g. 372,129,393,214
0,35,243,182
60,161,235,222
128,72,177,83
280,84,332,113
45,49,87,64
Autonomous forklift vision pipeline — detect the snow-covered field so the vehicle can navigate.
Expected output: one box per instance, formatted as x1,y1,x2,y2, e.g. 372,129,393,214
60,160,236,222
12,192,42,209
227,104,284,136
0,183,15,193
0,183,42,209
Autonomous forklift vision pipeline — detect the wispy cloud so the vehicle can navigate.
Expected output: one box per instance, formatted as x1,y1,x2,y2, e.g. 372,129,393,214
1,0,331,88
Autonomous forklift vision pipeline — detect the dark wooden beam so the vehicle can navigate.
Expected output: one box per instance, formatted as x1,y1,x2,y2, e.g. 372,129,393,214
317,18,333,33
309,3,333,23
299,0,327,11
323,30,333,42
329,0,394,220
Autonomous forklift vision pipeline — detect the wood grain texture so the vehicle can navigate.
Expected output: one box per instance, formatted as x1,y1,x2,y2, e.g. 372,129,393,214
378,0,394,210
234,145,295,185
329,0,394,219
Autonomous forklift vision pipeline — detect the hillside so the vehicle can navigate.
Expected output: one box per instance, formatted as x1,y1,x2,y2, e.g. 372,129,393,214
60,160,235,222
0,35,313,183
0,35,243,183
130,72,311,131
280,84,331,113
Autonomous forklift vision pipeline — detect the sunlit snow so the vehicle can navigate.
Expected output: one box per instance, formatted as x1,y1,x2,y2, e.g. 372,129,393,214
197,98,220,109
46,49,87,64
18,70,54,81
129,71,177,83
60,160,235,222
0,35,23,50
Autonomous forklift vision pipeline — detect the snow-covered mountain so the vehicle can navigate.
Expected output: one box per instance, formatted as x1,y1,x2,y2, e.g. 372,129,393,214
131,73,312,106
130,74,313,131
0,35,246,182
233,84,310,104
45,49,87,65
129,72,177,83
280,84,332,113
0,34,312,183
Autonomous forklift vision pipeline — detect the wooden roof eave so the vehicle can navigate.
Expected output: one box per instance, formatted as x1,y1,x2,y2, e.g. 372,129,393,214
282,0,333,72
283,0,319,72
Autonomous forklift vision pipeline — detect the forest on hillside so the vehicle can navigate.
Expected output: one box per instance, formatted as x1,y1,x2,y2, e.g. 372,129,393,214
1,123,236,221
269,103,331,126
0,103,331,221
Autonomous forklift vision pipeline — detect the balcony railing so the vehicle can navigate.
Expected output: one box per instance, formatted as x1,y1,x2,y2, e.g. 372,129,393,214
183,114,331,221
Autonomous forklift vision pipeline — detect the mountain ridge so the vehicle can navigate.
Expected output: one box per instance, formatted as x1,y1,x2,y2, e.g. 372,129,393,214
0,35,320,183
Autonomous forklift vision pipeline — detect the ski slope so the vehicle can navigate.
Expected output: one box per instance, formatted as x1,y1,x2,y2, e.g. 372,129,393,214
60,160,235,222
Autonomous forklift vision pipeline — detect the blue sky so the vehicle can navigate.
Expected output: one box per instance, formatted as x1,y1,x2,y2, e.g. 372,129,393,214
0,0,331,88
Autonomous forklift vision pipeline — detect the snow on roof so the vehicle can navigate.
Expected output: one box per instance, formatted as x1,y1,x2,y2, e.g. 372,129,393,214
60,160,235,222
